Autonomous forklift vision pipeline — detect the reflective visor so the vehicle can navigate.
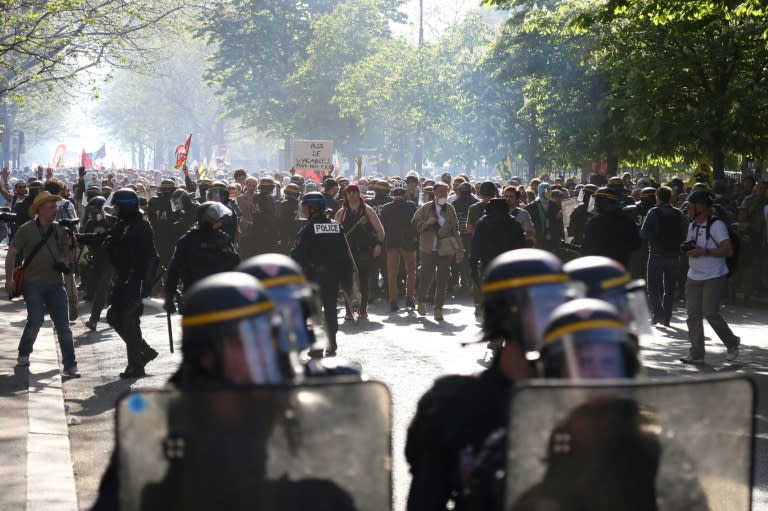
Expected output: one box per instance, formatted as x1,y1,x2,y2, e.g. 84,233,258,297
555,330,631,379
235,315,287,384
268,283,328,353
522,282,582,354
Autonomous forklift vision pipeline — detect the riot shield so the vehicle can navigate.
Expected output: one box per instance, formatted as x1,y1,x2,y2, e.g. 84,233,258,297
560,197,580,243
117,380,391,511
505,375,754,511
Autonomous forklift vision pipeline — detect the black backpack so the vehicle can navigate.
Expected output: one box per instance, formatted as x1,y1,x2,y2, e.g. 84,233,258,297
656,206,686,256
705,216,740,278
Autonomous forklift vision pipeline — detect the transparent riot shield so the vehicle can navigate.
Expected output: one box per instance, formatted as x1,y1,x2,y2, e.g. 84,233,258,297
117,380,391,511
560,197,580,243
505,375,754,511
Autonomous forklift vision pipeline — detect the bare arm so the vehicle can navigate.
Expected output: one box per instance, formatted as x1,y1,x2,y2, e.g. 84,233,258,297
366,205,385,243
5,246,17,296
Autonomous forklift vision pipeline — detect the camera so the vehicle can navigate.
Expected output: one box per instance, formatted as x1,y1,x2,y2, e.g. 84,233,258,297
52,261,72,275
0,207,16,223
680,240,696,253
75,231,111,246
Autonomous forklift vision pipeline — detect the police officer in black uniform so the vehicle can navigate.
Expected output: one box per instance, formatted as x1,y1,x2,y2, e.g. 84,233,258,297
206,180,239,242
81,196,117,330
624,186,657,278
146,179,177,271
170,188,199,241
163,202,240,314
567,183,597,243
251,177,280,254
78,189,159,378
405,249,576,511
277,183,304,253
581,187,641,268
290,192,354,356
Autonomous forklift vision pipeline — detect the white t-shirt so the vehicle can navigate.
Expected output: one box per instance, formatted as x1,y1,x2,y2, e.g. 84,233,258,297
686,218,729,281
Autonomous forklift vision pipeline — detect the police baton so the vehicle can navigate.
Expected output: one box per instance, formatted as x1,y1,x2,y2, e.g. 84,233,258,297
166,310,174,353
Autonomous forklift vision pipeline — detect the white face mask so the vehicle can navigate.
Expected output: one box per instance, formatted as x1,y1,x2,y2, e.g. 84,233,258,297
437,197,447,206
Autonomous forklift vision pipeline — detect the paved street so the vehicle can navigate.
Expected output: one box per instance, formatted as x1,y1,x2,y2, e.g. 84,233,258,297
2,261,768,510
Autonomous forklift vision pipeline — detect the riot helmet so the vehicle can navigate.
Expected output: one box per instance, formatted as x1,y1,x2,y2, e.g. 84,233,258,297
589,187,622,214
563,256,654,343
85,196,107,223
578,183,598,204
237,253,328,355
206,181,229,203
196,201,232,230
171,188,193,213
481,249,583,357
686,190,714,208
107,188,140,219
539,298,641,379
258,177,276,193
370,179,390,199
158,178,176,195
639,187,656,206
181,272,297,385
300,192,327,220
283,183,301,200
85,185,102,202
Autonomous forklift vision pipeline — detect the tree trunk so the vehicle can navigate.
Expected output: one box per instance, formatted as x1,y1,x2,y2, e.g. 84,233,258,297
0,103,13,170
606,153,619,177
712,149,726,180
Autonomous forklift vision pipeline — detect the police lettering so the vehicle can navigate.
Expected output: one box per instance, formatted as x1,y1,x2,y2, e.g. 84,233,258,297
314,223,341,234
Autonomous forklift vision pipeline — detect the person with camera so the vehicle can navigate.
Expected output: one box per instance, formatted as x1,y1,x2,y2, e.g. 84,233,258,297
680,190,740,364
5,191,79,378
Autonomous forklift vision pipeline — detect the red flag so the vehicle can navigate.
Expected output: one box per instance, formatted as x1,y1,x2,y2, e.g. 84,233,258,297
174,134,192,169
81,149,93,169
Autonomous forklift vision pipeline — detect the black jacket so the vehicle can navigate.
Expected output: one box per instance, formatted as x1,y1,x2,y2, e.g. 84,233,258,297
165,225,240,299
582,210,641,268
470,201,526,271
290,217,354,292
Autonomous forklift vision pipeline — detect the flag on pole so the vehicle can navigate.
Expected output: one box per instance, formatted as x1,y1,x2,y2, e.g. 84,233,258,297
89,144,106,161
51,144,67,168
81,149,93,169
174,134,192,170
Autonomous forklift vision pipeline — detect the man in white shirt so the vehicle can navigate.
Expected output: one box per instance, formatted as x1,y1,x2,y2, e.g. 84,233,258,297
680,190,740,364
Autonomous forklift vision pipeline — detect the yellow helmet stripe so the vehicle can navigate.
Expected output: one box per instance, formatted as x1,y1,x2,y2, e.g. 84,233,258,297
260,274,306,288
601,274,631,290
543,319,626,345
481,274,569,294
181,301,273,327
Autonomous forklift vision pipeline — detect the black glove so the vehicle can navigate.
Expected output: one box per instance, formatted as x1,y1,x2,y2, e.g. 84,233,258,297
78,166,86,177
163,297,177,314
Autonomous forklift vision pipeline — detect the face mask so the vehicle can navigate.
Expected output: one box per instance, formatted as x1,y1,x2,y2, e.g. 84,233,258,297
437,198,447,206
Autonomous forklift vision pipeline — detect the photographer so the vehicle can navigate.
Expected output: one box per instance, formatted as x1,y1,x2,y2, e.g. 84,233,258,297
680,190,740,364
5,191,79,378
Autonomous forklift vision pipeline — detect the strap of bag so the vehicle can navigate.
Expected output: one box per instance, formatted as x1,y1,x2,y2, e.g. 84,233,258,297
21,226,55,270
344,207,370,239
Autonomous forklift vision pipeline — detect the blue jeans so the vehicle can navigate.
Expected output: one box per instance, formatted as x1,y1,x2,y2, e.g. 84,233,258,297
18,281,77,369
646,254,680,321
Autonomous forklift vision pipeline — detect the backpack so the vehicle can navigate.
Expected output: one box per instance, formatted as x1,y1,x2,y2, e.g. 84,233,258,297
705,216,740,278
656,206,685,256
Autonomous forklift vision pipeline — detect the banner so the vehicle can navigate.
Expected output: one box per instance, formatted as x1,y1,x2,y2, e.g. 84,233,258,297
293,140,334,183
174,134,192,170
81,149,93,170
50,144,67,169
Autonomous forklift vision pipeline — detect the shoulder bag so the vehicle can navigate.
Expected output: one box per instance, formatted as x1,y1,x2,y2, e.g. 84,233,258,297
10,226,54,299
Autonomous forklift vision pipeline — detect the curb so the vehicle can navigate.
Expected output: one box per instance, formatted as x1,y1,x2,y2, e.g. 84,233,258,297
26,323,79,511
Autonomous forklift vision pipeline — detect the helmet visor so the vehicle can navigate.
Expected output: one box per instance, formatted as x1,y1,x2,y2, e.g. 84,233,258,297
235,315,295,384
522,282,584,355
269,283,329,353
550,329,632,379
207,187,229,203
597,282,653,343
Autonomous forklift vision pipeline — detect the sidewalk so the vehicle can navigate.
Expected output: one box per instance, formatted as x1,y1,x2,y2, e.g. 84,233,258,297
0,252,78,510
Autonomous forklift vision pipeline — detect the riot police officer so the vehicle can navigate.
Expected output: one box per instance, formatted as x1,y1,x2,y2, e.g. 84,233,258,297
81,196,117,330
277,183,303,253
237,253,361,376
170,188,198,241
164,202,240,314
251,177,280,254
206,180,239,242
567,183,597,242
290,192,354,356
405,249,578,511
581,187,641,268
147,179,177,271
80,188,159,378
